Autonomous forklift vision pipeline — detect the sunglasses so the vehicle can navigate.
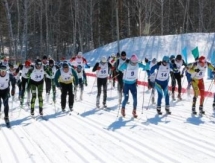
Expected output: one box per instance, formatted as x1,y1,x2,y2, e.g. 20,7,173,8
0,69,7,72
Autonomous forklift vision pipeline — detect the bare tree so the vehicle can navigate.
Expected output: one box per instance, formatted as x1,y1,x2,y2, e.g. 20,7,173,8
2,0,15,58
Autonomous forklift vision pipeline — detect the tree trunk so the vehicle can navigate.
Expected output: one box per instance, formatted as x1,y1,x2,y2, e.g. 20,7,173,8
2,0,15,58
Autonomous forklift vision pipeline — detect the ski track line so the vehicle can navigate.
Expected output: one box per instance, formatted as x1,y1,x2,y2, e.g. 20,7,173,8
143,123,215,158
21,123,78,163
22,122,82,163
78,101,215,160
78,112,182,163
143,110,215,132
37,118,106,163
19,111,86,163
13,125,51,163
10,126,38,163
85,98,215,133
67,112,179,163
45,116,123,163
0,128,19,163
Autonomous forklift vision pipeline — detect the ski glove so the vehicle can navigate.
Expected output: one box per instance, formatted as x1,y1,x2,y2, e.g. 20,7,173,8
97,67,101,70
195,69,200,72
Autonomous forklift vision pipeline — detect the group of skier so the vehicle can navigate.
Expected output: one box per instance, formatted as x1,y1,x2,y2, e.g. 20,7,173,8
92,52,215,118
0,52,88,127
1,51,215,128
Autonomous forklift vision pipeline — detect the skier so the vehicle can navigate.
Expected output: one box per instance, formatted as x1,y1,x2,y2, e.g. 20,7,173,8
150,56,172,115
118,54,146,118
144,57,151,91
70,52,89,86
188,56,215,114
0,64,16,127
19,60,32,106
27,59,51,116
108,54,117,87
54,62,78,111
92,56,113,108
170,54,187,100
74,65,85,101
44,59,59,103
148,58,157,104
114,51,128,104
8,63,21,99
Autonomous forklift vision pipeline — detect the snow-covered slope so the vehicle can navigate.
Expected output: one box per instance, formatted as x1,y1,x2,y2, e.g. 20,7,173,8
84,33,215,66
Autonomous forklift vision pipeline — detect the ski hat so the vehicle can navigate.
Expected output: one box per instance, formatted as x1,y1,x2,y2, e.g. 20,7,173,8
130,54,138,63
62,62,69,68
170,55,175,60
77,65,82,72
162,56,169,63
121,51,126,56
49,59,54,65
100,56,107,63
0,64,7,71
77,52,83,57
35,59,42,66
43,55,47,60
176,54,182,60
198,56,206,63
25,60,31,66
110,53,115,58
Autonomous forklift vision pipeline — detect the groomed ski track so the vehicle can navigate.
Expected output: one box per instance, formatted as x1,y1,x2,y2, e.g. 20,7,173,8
0,74,215,163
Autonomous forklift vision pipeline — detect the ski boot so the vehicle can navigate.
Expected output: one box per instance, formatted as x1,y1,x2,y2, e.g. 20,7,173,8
103,103,107,109
165,105,171,114
157,106,162,115
192,105,197,115
199,105,205,115
62,107,65,112
31,108,35,116
69,106,73,111
121,108,126,117
192,97,197,115
4,117,10,128
132,109,138,118
39,107,43,116
96,104,100,109
177,93,182,100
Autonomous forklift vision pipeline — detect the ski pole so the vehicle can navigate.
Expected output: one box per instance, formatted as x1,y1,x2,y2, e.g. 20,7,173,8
89,72,98,96
141,71,147,114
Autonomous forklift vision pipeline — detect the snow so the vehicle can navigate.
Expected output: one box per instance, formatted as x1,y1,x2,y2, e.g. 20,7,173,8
1,33,215,163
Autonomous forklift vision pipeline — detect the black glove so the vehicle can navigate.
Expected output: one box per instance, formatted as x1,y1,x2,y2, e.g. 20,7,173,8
195,69,200,72
126,59,130,63
180,74,183,78
157,61,162,66
145,58,149,63
171,60,175,64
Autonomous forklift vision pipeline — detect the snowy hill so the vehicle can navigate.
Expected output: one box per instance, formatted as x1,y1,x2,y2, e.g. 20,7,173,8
1,33,215,163
84,33,215,66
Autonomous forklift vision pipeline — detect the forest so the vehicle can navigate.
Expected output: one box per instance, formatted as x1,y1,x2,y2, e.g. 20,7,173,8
1,0,215,62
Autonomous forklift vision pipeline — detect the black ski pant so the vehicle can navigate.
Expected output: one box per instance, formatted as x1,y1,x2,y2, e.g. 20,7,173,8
45,77,52,94
96,78,108,105
61,83,74,109
21,77,30,99
171,72,182,94
0,88,9,118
